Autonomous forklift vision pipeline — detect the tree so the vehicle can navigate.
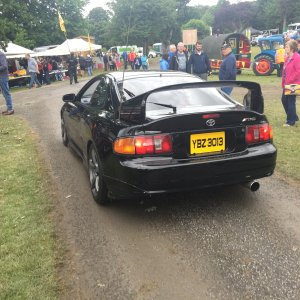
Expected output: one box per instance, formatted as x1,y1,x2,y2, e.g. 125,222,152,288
253,0,300,32
182,19,210,39
106,0,178,51
0,0,87,49
87,7,110,46
213,1,258,33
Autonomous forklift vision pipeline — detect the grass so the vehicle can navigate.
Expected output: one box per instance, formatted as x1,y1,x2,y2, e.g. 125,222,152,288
0,116,59,299
232,70,300,182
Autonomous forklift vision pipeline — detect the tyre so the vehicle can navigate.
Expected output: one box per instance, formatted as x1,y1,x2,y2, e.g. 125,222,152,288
252,55,274,76
61,118,68,146
88,144,109,205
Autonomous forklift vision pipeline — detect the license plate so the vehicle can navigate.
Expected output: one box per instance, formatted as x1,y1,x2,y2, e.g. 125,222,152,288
190,132,225,155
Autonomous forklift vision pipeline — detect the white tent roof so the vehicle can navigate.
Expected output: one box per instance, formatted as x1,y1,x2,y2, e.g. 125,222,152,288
4,42,34,58
32,38,102,57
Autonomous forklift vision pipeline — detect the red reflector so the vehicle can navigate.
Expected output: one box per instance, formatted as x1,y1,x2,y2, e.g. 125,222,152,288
202,114,220,119
154,135,172,153
246,124,272,144
135,136,154,154
134,135,172,155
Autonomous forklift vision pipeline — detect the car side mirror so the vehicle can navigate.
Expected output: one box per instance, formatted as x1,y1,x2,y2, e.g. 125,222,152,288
62,93,76,102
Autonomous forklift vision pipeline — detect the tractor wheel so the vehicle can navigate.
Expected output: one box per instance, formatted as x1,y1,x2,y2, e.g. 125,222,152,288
252,55,274,76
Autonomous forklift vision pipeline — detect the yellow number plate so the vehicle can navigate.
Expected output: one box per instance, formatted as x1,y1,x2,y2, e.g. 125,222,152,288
190,132,225,155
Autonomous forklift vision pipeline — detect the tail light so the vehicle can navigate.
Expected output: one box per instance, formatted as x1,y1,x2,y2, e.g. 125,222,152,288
246,123,273,144
114,135,172,155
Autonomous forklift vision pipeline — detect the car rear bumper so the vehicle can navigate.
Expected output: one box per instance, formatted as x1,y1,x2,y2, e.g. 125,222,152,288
105,143,277,199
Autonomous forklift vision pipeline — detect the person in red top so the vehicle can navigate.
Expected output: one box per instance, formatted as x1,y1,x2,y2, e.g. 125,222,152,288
128,49,136,70
281,40,300,126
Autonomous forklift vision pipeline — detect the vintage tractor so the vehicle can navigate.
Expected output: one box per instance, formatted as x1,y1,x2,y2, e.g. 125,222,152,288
252,35,284,76
202,33,251,74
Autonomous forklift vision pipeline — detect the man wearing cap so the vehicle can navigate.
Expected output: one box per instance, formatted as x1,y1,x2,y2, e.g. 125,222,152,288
187,41,211,80
219,43,237,95
0,49,14,115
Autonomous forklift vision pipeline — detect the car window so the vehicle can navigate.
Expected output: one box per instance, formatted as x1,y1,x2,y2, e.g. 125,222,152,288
145,88,236,117
90,77,113,110
80,80,101,104
122,76,201,99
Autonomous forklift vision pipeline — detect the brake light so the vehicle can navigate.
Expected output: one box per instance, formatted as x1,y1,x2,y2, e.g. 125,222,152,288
202,114,220,119
246,124,273,144
114,135,172,155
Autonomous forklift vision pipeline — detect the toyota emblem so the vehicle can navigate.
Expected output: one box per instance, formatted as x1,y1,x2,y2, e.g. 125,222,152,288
206,119,216,127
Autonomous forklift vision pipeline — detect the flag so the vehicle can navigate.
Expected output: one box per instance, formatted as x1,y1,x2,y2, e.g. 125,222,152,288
88,33,92,52
58,12,66,33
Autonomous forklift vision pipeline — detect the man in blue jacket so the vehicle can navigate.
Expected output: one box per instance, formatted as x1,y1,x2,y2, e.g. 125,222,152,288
187,41,211,80
0,50,14,115
219,43,237,95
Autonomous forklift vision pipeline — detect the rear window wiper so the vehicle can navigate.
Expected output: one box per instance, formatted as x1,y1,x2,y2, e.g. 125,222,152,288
148,102,177,114
123,88,135,97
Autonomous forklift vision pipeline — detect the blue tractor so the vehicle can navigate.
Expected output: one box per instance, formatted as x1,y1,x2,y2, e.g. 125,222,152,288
252,35,284,76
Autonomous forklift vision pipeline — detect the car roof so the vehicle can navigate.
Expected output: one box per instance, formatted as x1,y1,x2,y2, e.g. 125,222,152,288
108,71,200,83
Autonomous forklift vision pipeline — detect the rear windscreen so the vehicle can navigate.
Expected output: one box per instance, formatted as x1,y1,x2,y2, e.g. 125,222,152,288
145,88,236,118
122,76,201,99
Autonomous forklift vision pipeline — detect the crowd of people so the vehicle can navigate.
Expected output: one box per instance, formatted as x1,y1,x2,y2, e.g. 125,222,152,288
1,37,300,121
159,40,237,95
101,50,149,72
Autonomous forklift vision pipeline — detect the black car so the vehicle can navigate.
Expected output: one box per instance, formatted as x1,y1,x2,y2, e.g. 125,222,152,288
61,71,276,204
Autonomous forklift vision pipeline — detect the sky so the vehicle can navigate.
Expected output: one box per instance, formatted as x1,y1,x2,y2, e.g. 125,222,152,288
84,0,254,14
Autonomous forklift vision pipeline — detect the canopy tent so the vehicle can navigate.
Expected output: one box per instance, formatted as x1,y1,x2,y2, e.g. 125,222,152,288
3,42,34,58
32,38,102,57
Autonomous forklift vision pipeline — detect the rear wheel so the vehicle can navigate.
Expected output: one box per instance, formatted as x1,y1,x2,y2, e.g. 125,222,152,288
61,118,68,146
88,144,109,205
252,55,274,76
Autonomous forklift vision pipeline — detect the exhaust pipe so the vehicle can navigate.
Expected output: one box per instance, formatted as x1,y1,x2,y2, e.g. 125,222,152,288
243,181,260,192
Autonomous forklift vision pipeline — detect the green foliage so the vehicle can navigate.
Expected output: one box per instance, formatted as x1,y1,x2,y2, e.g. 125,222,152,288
213,1,258,33
253,0,300,32
87,7,110,46
14,29,35,49
182,19,210,39
106,0,178,49
0,0,87,49
1,0,300,52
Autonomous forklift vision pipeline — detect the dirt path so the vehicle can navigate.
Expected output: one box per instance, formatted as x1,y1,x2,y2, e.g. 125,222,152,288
7,80,300,299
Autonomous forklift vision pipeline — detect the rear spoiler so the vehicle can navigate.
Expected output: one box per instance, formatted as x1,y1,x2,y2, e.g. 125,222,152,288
119,81,264,124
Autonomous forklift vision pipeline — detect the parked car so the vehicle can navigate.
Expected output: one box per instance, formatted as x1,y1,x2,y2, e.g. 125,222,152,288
148,50,158,58
60,71,277,205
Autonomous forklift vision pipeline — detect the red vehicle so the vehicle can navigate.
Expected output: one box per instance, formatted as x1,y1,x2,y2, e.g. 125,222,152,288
202,33,251,73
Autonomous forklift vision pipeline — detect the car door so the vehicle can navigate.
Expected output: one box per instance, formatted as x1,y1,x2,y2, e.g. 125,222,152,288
68,79,101,154
80,76,116,162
